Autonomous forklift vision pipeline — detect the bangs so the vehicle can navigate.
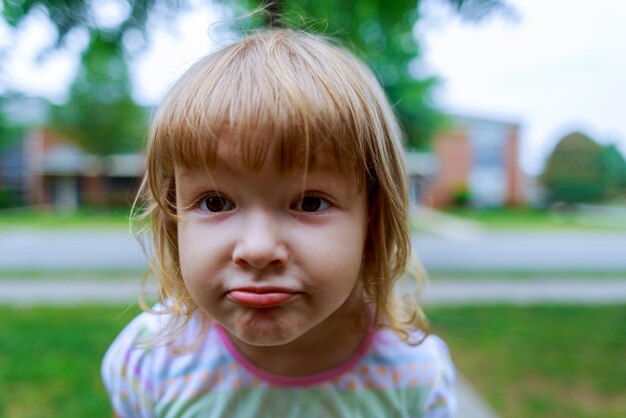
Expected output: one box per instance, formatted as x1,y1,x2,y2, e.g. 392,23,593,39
148,30,384,181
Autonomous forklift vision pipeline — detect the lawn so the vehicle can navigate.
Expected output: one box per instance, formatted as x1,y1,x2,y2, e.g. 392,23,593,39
0,268,146,281
1,304,624,417
0,304,140,417
426,269,626,281
0,206,594,231
0,207,131,230
428,304,626,418
444,207,626,231
3,206,623,234
444,207,568,229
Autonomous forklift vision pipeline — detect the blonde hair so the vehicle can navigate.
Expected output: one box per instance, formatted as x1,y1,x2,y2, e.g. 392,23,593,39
135,28,428,343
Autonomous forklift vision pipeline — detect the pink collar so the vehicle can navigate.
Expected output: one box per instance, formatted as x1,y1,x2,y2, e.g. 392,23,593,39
215,322,375,387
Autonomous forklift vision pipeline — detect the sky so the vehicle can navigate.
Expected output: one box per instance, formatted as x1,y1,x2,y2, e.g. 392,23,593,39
417,0,626,174
2,0,626,175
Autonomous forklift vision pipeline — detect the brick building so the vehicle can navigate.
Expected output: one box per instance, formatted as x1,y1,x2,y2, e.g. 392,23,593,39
418,114,524,208
23,129,143,211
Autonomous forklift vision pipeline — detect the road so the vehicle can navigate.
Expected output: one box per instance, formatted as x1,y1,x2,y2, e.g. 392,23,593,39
1,228,625,271
413,230,626,271
0,229,146,270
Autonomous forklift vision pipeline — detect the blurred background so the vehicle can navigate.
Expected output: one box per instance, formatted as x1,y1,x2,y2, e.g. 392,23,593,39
1,1,625,417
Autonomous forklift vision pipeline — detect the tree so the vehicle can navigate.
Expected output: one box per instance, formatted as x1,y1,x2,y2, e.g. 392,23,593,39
601,144,626,199
2,0,185,155
1,0,189,51
2,0,511,153
0,100,21,207
541,132,608,203
49,30,148,156
0,95,26,153
222,0,512,149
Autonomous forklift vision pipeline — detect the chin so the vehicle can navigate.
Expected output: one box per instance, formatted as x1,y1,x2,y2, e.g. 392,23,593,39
229,320,307,347
240,334,295,347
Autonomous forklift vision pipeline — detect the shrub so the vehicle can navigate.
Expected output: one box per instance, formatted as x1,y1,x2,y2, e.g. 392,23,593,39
541,132,624,203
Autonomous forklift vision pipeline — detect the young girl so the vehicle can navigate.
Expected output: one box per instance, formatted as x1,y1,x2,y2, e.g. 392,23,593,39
102,29,456,417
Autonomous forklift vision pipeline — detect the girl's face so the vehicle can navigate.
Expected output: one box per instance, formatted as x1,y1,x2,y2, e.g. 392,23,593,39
175,147,368,349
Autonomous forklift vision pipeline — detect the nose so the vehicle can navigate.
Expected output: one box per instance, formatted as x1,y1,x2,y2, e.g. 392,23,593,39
232,209,288,269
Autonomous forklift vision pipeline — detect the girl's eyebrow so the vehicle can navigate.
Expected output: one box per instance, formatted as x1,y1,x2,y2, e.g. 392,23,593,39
175,168,208,184
175,168,221,197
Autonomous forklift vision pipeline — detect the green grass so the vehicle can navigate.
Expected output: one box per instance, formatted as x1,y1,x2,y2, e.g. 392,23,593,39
427,270,626,280
429,304,626,418
1,304,624,417
0,207,131,230
0,268,146,281
445,207,626,231
445,207,557,227
4,206,625,231
0,304,140,418
10,268,626,282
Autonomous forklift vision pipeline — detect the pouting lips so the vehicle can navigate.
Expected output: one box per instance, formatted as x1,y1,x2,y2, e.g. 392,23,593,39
227,289,299,308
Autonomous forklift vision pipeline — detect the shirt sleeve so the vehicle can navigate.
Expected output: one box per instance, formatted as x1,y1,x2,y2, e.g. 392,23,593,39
101,314,158,418
422,335,457,417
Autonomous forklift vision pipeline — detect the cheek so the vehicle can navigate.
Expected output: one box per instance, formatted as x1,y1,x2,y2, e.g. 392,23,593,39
177,231,229,312
307,220,367,282
177,223,228,283
177,223,196,276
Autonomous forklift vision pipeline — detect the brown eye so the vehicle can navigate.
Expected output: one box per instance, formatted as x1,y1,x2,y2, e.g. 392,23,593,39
293,195,330,213
199,195,235,213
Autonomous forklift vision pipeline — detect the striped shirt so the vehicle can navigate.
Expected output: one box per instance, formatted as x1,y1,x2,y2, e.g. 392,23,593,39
102,310,456,417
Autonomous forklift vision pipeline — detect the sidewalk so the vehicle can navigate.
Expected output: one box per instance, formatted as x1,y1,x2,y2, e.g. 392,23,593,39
5,278,626,306
417,278,626,305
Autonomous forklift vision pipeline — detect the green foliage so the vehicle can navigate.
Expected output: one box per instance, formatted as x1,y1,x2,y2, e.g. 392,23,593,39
451,182,471,206
0,95,29,208
218,0,511,149
49,30,148,155
601,144,626,198
541,132,623,203
0,95,26,153
2,0,509,153
1,0,189,51
2,0,174,155
222,0,432,148
0,122,22,153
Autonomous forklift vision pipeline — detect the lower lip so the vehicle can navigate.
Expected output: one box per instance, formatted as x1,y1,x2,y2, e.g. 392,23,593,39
228,291,297,308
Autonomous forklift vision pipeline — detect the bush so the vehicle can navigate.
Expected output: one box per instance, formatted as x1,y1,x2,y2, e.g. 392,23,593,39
601,144,626,198
452,183,471,207
0,186,22,208
541,132,626,203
